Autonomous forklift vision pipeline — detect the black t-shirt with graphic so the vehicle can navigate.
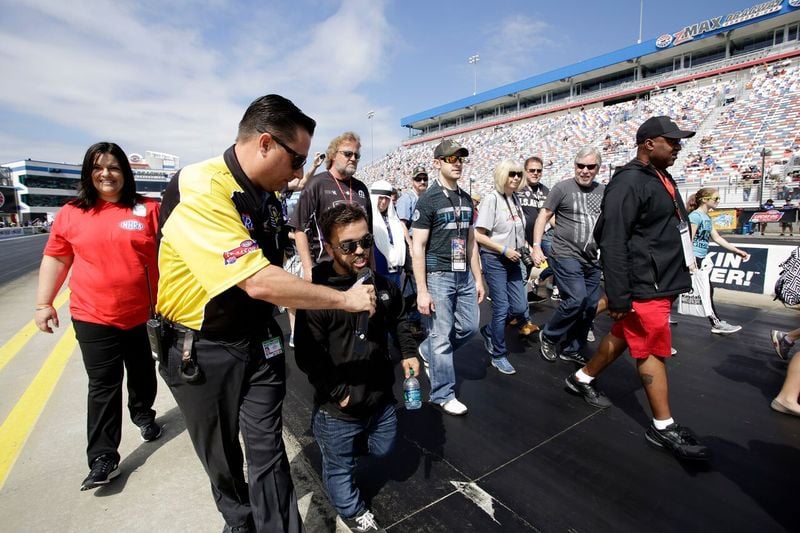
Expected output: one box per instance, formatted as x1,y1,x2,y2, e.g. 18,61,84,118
517,183,549,245
411,179,474,272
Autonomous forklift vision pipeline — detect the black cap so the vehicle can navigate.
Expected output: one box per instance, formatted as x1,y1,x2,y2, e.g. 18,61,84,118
433,139,469,159
636,116,696,145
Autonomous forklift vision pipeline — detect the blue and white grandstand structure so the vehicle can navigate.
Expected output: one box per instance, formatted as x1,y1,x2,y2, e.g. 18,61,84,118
361,0,800,209
0,150,177,225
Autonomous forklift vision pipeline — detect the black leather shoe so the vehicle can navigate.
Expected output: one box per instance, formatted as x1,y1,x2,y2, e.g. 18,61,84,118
565,374,611,408
139,422,163,442
645,423,711,461
539,330,558,362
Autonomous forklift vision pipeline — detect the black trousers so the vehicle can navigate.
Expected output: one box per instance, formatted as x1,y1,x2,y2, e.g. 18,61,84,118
72,320,157,467
161,335,303,533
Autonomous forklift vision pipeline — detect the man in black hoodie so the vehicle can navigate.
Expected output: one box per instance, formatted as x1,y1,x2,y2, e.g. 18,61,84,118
563,116,711,462
294,203,419,531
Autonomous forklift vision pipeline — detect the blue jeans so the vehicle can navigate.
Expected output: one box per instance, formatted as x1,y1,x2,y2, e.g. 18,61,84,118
542,256,602,354
420,270,479,404
539,236,554,282
481,251,527,357
312,403,397,518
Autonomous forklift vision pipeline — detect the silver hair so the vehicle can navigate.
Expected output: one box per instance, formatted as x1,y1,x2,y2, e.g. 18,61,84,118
574,146,602,166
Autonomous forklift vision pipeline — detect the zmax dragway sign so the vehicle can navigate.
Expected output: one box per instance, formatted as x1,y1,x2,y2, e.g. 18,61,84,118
656,0,786,49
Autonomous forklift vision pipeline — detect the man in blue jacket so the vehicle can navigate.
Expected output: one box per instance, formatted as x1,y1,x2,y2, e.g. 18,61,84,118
564,116,711,462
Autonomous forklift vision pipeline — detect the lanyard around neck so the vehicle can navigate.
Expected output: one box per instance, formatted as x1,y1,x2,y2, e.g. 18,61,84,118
330,174,353,203
438,179,464,236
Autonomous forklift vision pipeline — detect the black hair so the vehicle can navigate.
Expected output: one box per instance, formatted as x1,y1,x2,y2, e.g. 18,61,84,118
71,142,141,209
237,94,316,143
318,203,368,243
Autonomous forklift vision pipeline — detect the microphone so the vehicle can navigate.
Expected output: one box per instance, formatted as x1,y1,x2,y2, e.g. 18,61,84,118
354,267,373,341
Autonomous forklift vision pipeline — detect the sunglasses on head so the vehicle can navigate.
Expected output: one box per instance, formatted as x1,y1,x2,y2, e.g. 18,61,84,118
413,176,428,182
338,150,361,161
439,155,468,164
526,168,542,173
575,163,598,170
270,134,307,170
336,234,374,255
508,171,523,178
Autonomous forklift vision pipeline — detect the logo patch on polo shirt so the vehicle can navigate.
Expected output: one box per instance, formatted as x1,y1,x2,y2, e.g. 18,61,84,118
120,220,145,231
223,239,259,265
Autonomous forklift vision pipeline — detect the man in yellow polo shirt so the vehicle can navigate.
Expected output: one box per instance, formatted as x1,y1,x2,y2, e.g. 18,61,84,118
157,94,375,533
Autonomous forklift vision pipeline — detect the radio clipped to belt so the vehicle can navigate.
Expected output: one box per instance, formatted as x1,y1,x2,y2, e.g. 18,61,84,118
144,265,166,363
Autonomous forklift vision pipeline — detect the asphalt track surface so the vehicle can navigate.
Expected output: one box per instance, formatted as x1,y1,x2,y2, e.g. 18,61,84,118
0,233,798,532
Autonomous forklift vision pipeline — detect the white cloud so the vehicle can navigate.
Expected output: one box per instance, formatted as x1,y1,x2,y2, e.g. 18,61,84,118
0,0,396,166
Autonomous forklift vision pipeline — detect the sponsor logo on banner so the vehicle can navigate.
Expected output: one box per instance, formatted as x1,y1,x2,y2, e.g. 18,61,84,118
710,209,737,231
120,220,145,231
223,239,259,265
656,0,783,48
749,209,784,223
706,247,766,294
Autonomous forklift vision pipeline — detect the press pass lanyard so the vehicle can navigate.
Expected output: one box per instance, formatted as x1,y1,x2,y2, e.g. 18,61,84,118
503,193,522,251
331,175,353,203
655,169,694,267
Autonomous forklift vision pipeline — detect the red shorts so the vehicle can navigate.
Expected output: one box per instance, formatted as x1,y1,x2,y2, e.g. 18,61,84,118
610,297,674,359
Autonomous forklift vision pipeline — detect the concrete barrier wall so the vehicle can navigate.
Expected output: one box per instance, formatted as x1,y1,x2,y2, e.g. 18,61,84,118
0,227,38,239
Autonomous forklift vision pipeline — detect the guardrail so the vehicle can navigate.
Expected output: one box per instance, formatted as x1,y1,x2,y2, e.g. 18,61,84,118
0,227,44,239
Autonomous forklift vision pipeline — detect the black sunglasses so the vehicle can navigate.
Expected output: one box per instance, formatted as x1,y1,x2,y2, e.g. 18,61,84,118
508,171,523,178
526,168,542,173
439,155,468,164
575,163,598,170
336,234,374,254
338,150,361,161
413,176,428,182
271,135,307,170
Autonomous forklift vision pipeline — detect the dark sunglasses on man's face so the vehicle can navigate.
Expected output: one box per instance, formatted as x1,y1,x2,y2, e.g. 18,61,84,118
336,234,374,255
439,155,468,164
526,168,542,173
338,150,361,161
575,163,598,170
270,135,307,170
413,176,428,182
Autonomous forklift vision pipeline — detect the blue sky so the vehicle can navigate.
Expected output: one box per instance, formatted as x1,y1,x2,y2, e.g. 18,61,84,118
0,0,763,166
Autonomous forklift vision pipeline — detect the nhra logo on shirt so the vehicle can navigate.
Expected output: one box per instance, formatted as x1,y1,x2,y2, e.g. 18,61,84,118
223,239,259,265
119,220,145,231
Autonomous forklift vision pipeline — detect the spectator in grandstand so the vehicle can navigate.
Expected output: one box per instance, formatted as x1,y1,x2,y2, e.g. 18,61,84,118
412,139,484,415
686,188,749,335
566,116,711,462
531,146,604,365
758,198,776,235
475,159,539,375
290,131,373,280
769,327,800,417
369,179,406,288
156,95,376,531
294,203,419,531
34,142,162,491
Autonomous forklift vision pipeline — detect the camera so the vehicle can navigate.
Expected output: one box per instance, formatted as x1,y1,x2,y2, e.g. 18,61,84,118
517,247,534,268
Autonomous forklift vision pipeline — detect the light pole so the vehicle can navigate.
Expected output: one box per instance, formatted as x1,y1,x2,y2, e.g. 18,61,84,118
468,54,480,95
759,147,771,205
367,111,375,164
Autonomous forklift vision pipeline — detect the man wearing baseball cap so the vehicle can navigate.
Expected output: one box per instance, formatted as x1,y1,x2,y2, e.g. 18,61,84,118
397,165,429,229
564,116,711,462
412,139,484,415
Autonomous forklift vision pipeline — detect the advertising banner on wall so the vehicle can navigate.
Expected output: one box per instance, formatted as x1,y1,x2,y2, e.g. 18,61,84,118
0,186,19,215
705,246,767,294
710,209,737,230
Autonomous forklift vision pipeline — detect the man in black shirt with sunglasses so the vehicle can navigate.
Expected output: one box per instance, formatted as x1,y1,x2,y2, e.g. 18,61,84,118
290,131,373,280
531,146,605,365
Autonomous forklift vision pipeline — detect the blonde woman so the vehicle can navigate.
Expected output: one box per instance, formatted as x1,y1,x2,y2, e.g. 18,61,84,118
475,159,539,375
687,187,750,334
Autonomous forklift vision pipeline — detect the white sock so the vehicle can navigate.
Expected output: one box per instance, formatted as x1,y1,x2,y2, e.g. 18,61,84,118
575,369,594,384
653,417,675,430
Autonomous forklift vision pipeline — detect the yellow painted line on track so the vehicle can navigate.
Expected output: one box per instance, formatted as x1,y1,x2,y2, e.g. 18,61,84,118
0,290,70,373
0,326,77,489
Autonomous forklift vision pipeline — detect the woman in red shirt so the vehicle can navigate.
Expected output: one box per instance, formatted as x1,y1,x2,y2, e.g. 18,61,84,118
34,142,162,491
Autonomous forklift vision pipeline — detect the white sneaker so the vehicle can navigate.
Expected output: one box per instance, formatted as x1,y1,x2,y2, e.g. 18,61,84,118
439,398,468,416
711,321,742,335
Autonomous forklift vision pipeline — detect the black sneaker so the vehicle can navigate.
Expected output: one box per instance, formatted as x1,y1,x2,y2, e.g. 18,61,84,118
565,374,611,409
342,509,384,532
645,423,711,461
559,351,587,365
140,421,163,442
480,325,494,355
222,524,252,533
539,330,558,362
81,454,120,491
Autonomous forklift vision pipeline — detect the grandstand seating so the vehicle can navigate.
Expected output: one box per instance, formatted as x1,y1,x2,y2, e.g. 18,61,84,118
360,58,800,208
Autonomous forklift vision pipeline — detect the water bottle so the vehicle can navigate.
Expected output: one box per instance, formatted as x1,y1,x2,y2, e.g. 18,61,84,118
403,369,422,410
